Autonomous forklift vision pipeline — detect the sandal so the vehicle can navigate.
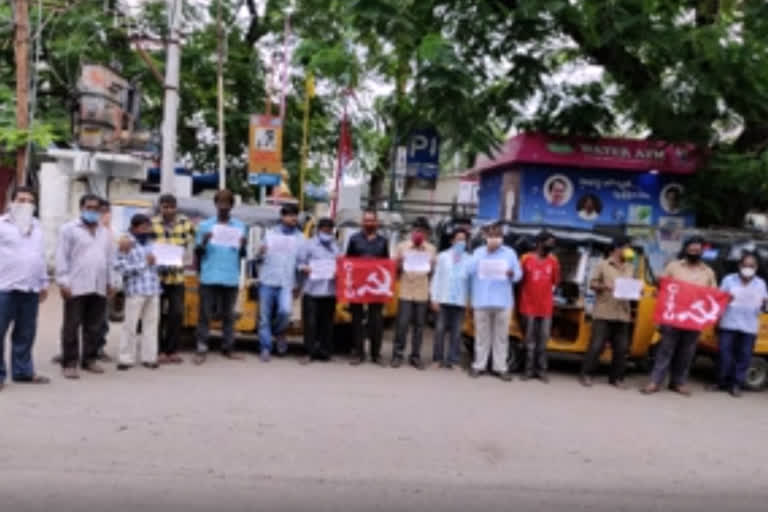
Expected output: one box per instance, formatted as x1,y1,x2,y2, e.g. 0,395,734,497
193,353,206,366
169,354,184,364
222,351,245,360
143,362,159,370
14,375,50,384
157,354,171,365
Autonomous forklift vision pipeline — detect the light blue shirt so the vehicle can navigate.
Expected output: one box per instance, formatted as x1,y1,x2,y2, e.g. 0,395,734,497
196,217,247,287
468,245,522,310
259,225,305,289
297,235,339,297
430,249,471,307
0,215,48,292
719,273,768,335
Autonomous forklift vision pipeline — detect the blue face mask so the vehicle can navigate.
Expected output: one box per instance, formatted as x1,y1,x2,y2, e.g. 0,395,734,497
281,223,296,234
453,241,466,253
81,210,101,225
135,233,152,246
318,232,333,243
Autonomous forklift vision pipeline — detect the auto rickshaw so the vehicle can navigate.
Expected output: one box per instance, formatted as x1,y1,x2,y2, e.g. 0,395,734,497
462,224,660,369
177,198,300,339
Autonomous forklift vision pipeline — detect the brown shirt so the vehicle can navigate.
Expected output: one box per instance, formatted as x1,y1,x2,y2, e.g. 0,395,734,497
662,259,717,288
591,258,634,322
396,240,436,302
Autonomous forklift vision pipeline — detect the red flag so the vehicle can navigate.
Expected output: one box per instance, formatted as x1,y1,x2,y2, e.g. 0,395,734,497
336,257,396,304
330,112,354,219
653,277,731,331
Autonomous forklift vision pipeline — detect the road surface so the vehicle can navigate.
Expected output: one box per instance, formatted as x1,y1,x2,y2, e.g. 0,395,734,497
1,292,767,511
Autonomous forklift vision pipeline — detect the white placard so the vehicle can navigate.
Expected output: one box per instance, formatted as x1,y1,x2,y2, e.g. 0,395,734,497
613,278,643,300
152,243,184,267
403,250,431,273
730,286,764,309
309,259,336,280
266,232,298,252
210,224,243,248
478,259,509,281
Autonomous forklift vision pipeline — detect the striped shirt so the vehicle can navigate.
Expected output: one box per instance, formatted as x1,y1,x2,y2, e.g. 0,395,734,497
114,236,161,296
151,214,195,285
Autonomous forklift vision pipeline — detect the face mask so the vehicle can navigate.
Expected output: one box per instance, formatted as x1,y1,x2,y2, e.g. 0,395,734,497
487,237,502,250
134,233,152,246
318,232,333,243
412,232,425,246
363,225,377,235
542,245,555,255
9,202,34,232
740,267,756,279
453,241,466,253
81,210,101,225
685,253,701,264
280,223,296,234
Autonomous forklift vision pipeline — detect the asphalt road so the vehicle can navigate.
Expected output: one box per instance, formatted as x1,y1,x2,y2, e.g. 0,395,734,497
2,292,768,512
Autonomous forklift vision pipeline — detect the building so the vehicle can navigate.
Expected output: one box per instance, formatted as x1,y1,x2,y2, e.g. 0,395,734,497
467,133,701,230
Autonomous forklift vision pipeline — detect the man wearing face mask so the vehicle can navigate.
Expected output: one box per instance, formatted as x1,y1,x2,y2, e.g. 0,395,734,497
518,231,561,382
194,189,248,365
297,218,339,364
642,236,716,396
347,209,390,366
0,187,50,390
581,238,635,388
392,217,436,370
711,252,768,397
114,214,161,370
468,222,522,381
257,203,305,362
56,194,114,379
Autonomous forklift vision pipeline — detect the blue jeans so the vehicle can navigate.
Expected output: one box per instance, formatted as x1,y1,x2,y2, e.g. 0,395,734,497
0,290,40,383
718,329,757,388
259,285,291,351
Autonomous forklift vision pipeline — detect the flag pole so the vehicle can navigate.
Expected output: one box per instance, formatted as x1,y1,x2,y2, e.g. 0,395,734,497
299,73,314,212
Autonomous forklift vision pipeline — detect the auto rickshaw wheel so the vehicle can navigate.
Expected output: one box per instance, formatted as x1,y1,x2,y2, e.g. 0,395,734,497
745,357,768,391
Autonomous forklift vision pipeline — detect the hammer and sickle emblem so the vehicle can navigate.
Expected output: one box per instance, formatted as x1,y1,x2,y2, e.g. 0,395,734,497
357,266,393,297
677,295,721,324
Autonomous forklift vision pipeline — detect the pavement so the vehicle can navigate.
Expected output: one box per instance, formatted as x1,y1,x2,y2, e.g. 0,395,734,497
2,292,768,512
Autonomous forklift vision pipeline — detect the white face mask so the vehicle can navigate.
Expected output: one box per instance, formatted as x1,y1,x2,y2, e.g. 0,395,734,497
9,202,34,233
740,267,756,279
486,237,502,250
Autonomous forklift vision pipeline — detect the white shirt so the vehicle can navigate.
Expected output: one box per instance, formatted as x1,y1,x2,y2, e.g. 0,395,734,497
0,214,48,292
55,219,113,297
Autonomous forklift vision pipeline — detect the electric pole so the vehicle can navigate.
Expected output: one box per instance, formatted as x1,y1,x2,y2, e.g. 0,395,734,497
14,0,30,186
160,0,182,194
216,0,226,191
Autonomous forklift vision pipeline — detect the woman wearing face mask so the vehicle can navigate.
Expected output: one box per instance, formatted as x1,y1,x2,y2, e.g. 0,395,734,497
711,252,768,397
430,228,472,369
642,236,717,396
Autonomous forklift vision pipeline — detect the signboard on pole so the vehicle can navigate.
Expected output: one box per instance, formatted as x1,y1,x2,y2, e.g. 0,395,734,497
248,114,283,186
406,127,440,181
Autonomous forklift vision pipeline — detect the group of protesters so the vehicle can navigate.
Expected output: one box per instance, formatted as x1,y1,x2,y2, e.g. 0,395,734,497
1,186,765,399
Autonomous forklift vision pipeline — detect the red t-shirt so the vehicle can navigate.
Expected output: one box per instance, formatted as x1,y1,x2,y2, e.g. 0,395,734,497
518,253,560,317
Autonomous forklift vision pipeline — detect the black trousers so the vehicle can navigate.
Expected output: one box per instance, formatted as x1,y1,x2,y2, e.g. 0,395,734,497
196,285,238,353
61,294,107,368
303,296,336,359
351,303,383,361
160,284,185,355
393,300,428,360
581,319,630,382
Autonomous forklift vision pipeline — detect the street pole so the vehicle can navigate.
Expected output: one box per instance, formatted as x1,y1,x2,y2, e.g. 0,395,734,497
14,0,30,186
160,0,182,195
298,73,313,212
216,0,226,191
